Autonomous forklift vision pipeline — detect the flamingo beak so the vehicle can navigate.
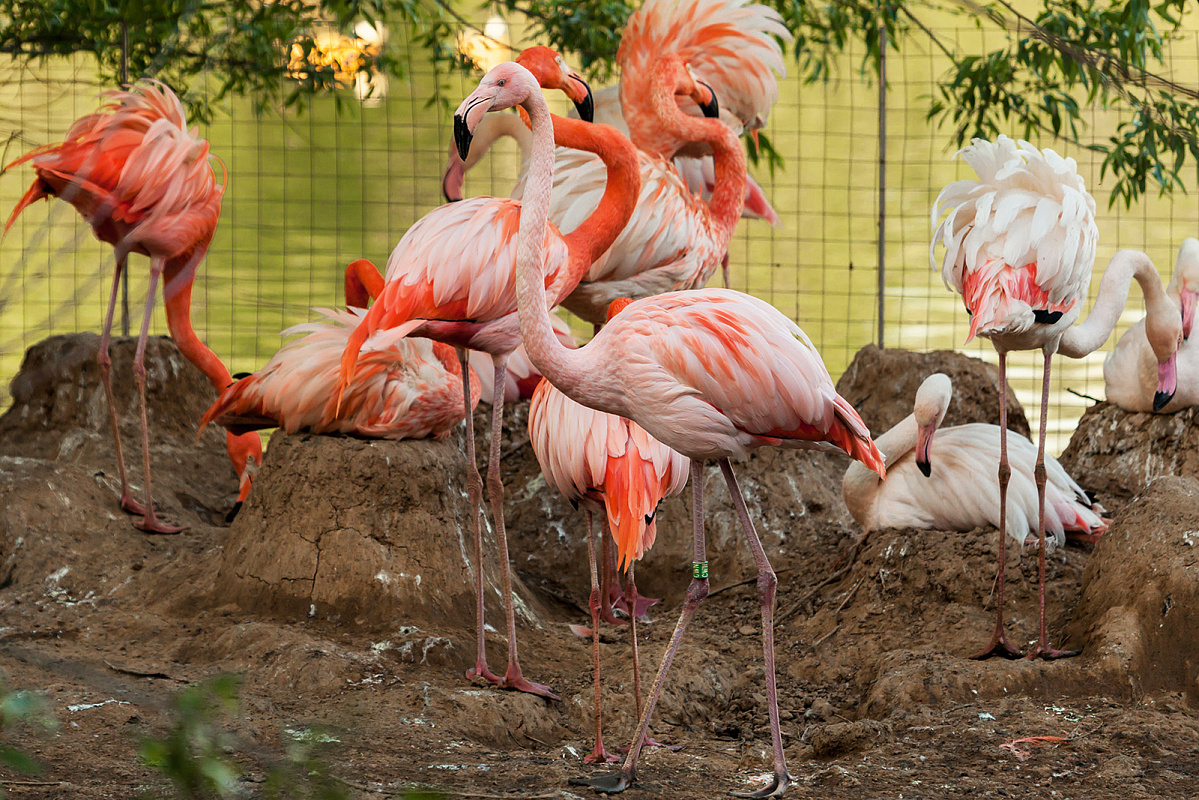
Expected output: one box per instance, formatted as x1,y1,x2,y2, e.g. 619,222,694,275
915,422,933,478
1181,287,1197,340
568,73,594,122
1154,353,1178,412
750,128,760,156
696,80,719,118
454,88,496,161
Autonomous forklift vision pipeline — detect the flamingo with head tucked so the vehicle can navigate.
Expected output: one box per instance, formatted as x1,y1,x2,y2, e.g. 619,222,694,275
843,373,1108,547
1105,238,1199,412
932,135,1182,660
456,58,884,797
3,80,262,533
336,47,650,700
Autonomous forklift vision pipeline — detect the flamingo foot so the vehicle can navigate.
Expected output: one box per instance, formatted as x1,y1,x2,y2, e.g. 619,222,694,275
970,633,1024,661
731,771,791,798
120,494,148,516
569,770,634,793
466,662,503,687
613,592,661,621
500,667,561,701
583,744,622,764
1024,643,1081,661
134,514,188,535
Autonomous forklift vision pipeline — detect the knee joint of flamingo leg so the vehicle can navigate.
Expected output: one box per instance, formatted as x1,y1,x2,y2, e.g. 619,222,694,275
997,462,1011,485
757,570,777,603
97,348,112,370
485,470,504,504
684,578,710,609
1033,462,1047,486
588,588,602,615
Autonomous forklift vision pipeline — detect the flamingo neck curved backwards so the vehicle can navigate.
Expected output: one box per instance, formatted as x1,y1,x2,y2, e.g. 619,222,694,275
648,56,746,257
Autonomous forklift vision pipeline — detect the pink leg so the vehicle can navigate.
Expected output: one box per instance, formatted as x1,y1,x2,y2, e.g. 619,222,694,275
572,460,707,793
972,350,1023,660
599,524,626,626
720,459,789,798
612,531,662,621
721,252,731,289
131,259,185,535
1025,350,1081,661
487,356,559,700
625,563,677,752
461,348,501,687
97,256,144,516
583,511,620,764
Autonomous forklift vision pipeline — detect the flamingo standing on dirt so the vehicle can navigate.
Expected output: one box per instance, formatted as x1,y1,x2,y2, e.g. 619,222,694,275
843,373,1108,546
528,297,690,764
932,135,1182,660
1105,238,1199,412
3,80,262,533
336,47,650,699
455,59,884,797
200,259,480,440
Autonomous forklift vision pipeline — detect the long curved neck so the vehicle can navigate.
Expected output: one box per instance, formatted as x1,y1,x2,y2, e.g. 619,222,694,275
162,258,233,393
553,115,640,279
515,91,592,398
844,413,917,521
649,61,746,249
1059,249,1171,358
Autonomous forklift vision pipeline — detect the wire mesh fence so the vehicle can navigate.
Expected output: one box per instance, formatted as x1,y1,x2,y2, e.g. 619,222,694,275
1,18,1197,454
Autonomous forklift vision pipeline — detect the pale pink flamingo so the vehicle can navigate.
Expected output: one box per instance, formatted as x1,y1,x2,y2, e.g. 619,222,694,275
456,59,884,797
3,80,262,533
1105,238,1199,412
336,47,648,700
529,297,690,764
932,135,1182,660
200,259,480,441
843,373,1107,547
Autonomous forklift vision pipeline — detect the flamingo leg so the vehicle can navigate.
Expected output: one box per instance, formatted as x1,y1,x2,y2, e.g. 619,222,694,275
721,252,731,289
972,350,1023,660
131,259,186,535
721,459,790,798
599,523,626,625
97,254,144,517
624,562,678,753
461,348,501,687
488,356,559,700
584,511,620,764
572,460,708,793
1025,350,1081,661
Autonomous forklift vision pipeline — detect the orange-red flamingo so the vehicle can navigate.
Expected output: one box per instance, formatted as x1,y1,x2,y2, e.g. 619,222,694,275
3,80,262,533
456,59,884,797
200,259,480,440
335,47,653,700
932,136,1181,660
529,297,690,763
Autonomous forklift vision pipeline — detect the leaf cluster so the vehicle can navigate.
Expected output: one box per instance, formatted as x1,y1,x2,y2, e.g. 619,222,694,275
0,683,58,793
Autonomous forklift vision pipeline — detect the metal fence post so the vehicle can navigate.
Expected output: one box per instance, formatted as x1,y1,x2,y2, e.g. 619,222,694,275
120,19,130,337
876,5,887,349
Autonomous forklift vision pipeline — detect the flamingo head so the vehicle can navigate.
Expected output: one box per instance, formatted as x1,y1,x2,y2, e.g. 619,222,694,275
683,63,720,119
454,62,539,161
652,56,720,120
1145,288,1183,411
912,373,952,478
515,46,594,123
226,430,263,521
605,297,634,321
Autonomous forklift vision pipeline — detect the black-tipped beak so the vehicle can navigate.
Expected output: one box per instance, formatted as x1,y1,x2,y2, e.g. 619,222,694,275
572,76,594,123
453,114,473,162
697,80,719,118
1153,390,1174,412
225,500,243,524
916,459,931,478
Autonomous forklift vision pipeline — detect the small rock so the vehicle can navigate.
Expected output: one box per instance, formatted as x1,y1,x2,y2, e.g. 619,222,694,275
738,625,756,636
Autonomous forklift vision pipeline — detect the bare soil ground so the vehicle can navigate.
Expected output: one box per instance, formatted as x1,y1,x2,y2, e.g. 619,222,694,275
2,335,1198,799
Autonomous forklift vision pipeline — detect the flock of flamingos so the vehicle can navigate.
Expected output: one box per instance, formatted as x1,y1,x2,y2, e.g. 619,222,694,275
3,0,1198,794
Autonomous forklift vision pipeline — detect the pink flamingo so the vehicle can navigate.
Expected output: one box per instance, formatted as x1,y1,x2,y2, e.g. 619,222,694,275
1105,238,1199,412
469,312,577,405
456,59,885,797
3,80,262,533
336,47,650,699
200,259,480,440
843,373,1108,546
932,135,1182,660
529,297,690,764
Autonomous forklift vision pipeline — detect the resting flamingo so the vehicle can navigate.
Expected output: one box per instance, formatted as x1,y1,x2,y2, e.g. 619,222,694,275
456,59,884,797
1105,238,1199,412
200,259,480,440
3,80,262,533
932,135,1182,660
336,47,648,699
529,297,690,764
843,373,1107,548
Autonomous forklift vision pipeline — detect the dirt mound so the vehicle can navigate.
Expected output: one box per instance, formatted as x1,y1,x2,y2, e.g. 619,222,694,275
1058,402,1199,500
835,344,1030,437
1066,476,1199,702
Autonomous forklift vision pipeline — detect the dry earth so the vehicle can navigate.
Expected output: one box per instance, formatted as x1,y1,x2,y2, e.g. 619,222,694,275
1,335,1198,799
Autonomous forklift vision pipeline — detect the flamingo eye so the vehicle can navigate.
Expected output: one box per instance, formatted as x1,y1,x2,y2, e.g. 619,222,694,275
497,78,507,87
